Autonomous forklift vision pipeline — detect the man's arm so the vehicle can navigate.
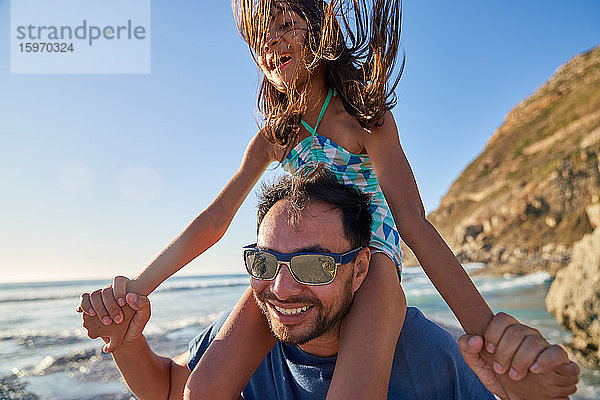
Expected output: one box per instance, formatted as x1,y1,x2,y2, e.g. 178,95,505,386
82,292,191,400
111,336,191,400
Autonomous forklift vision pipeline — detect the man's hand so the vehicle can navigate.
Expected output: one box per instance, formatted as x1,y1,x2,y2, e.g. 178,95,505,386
459,313,579,400
80,291,150,353
459,335,508,398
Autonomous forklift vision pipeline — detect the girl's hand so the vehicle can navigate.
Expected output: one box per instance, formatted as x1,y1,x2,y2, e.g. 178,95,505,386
111,275,131,308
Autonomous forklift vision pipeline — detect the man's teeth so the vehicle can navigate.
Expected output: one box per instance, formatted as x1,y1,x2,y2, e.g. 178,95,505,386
273,305,310,315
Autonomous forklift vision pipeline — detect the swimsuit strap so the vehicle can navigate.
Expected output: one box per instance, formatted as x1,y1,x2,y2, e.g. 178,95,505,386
301,88,335,136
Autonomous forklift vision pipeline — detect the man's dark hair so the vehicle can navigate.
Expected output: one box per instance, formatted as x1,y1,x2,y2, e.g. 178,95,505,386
257,164,372,248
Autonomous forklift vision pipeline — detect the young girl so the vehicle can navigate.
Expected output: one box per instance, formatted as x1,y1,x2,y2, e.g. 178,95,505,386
80,0,543,398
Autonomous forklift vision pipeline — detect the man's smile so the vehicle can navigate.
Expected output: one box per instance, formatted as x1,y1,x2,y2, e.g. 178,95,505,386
266,301,313,323
272,304,311,315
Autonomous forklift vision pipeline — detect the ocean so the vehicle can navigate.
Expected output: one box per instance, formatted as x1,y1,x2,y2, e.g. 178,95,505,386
1,266,599,400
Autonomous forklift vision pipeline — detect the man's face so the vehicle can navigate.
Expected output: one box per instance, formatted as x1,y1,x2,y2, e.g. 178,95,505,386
251,200,361,348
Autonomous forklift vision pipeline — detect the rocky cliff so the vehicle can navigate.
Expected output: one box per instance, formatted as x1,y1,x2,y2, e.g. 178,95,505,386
546,206,600,367
403,44,600,275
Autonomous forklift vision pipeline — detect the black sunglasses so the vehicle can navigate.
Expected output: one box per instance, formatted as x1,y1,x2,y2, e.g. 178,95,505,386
243,244,363,285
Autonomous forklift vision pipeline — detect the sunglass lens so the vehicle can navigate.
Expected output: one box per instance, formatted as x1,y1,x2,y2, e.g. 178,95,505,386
291,255,336,284
246,250,278,279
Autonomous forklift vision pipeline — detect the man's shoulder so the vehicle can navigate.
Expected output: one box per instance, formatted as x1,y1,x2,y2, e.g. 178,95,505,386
394,307,495,399
402,307,456,347
187,311,230,371
396,307,463,370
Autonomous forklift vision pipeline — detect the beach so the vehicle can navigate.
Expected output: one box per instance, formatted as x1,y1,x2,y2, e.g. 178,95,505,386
1,267,598,400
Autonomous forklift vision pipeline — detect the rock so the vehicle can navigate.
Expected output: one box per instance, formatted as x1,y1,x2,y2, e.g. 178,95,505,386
545,227,600,366
526,198,550,217
545,215,557,227
464,224,484,240
483,219,492,234
541,243,555,254
586,203,600,228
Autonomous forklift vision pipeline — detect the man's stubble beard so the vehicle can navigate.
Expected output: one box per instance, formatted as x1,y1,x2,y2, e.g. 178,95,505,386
254,276,355,345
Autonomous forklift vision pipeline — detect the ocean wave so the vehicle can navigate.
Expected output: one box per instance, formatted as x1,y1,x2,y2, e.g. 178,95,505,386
0,278,249,304
28,350,100,376
11,318,222,379
156,278,249,293
0,292,81,304
402,263,485,275
0,328,88,345
405,271,552,298
474,272,552,293
0,312,225,349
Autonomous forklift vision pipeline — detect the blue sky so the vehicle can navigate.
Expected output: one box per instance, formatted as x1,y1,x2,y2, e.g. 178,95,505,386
1,0,599,282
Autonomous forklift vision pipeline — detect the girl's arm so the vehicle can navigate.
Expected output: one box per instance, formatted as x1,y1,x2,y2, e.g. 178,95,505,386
363,112,569,398
127,131,275,296
327,254,406,400
363,111,494,335
185,287,276,400
82,131,275,334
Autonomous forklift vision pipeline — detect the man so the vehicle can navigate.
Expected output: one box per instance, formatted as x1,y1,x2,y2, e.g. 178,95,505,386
81,166,579,400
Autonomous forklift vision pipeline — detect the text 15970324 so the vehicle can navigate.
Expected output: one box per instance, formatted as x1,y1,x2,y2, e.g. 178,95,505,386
18,43,74,53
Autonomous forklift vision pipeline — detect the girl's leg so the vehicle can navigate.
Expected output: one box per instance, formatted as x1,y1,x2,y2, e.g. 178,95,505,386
184,287,276,400
327,253,406,400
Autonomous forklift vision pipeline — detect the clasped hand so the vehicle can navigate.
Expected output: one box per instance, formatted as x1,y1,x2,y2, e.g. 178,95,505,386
77,276,149,352
458,312,579,400
78,280,579,399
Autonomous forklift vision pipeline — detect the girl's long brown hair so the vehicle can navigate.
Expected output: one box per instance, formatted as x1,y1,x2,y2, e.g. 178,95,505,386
232,0,404,151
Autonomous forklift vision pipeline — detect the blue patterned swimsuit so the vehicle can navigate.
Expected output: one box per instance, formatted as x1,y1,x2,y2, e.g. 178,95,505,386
281,88,402,272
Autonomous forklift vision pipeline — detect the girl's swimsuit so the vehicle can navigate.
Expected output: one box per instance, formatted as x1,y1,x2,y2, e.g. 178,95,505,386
281,88,402,273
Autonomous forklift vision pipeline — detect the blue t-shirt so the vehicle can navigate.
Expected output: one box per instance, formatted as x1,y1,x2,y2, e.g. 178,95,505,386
188,307,495,399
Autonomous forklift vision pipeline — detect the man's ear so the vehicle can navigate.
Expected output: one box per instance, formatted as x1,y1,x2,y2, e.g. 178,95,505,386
351,247,370,294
